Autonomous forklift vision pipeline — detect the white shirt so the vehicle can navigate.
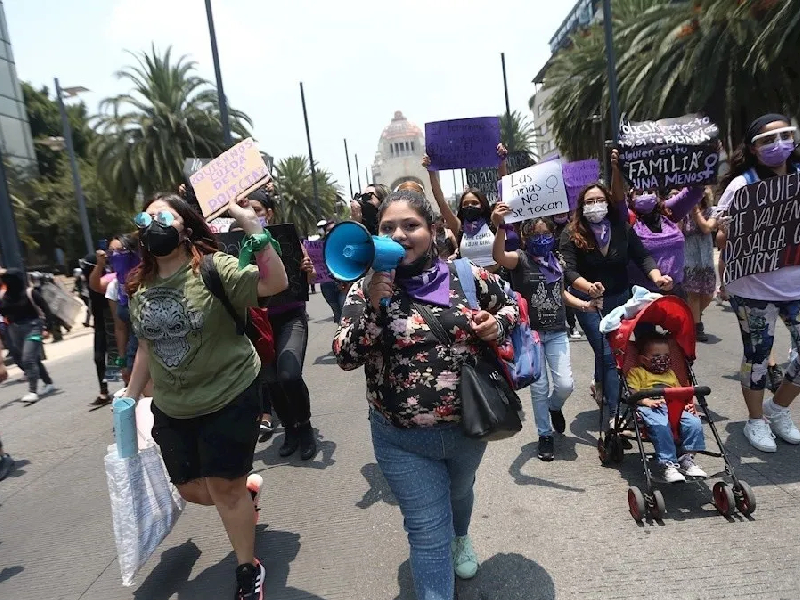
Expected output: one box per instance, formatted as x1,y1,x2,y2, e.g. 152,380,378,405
459,222,496,268
105,278,120,303
715,174,800,301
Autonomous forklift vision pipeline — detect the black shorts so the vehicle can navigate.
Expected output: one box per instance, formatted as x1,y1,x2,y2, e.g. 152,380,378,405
151,378,262,485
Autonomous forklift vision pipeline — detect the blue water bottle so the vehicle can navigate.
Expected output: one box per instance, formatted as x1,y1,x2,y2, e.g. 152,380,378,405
113,396,138,458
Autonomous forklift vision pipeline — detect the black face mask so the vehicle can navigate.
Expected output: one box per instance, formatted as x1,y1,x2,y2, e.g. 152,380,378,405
142,222,181,257
395,244,435,279
461,206,483,223
360,201,379,235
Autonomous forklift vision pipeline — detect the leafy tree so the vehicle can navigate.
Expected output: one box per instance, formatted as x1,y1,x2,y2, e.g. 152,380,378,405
274,156,342,236
499,110,536,159
94,45,253,207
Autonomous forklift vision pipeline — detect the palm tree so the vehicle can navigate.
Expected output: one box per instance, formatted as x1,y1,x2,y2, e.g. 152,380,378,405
94,45,253,207
274,156,342,236
499,110,536,159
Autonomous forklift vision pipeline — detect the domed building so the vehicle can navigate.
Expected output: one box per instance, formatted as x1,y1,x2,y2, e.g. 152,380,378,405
371,111,433,202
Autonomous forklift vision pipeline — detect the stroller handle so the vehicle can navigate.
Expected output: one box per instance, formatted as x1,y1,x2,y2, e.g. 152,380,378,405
628,386,711,405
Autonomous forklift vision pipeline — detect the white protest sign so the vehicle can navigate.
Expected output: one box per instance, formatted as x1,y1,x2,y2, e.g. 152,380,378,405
500,160,569,224
189,138,269,220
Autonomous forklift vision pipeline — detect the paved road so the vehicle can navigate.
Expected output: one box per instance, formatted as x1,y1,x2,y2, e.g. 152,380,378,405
1,294,799,600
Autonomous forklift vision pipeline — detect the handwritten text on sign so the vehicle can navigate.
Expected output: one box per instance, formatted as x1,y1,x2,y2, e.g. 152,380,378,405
500,160,569,224
302,240,333,284
724,172,800,284
424,117,500,171
465,151,533,204
189,138,269,220
618,114,719,191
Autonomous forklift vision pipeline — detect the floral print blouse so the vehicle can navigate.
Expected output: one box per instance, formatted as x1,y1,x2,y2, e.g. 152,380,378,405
333,262,519,428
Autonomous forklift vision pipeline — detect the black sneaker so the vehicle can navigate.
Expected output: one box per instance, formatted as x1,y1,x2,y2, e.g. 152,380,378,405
695,322,709,343
278,428,299,457
298,422,318,461
537,435,555,461
235,560,266,600
768,365,784,393
0,454,15,481
549,409,566,434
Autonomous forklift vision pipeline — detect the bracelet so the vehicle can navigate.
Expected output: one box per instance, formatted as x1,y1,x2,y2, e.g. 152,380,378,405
238,231,281,270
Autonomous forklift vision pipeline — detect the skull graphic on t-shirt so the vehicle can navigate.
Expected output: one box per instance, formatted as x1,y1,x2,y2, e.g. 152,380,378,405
138,287,204,368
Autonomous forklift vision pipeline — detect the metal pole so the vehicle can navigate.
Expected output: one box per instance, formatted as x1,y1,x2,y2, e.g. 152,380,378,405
355,154,362,191
501,52,511,118
300,82,321,221
205,0,232,146
452,170,458,196
365,167,370,186
602,0,620,144
599,118,607,184
55,78,93,256
0,147,24,270
343,138,354,199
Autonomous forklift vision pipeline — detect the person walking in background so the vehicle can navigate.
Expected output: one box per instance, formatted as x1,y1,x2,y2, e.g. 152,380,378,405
318,219,348,324
334,189,519,600
349,183,389,235
0,269,56,403
682,187,719,342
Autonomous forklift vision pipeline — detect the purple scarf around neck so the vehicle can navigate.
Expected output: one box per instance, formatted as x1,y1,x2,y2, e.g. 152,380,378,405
589,218,611,249
463,217,488,237
397,258,451,307
532,252,563,284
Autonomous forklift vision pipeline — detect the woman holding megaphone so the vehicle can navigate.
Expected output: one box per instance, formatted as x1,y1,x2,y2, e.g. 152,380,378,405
333,189,519,600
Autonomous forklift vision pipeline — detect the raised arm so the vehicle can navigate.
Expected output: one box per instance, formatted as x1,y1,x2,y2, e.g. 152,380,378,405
690,204,717,235
665,186,705,222
490,203,520,270
497,143,509,178
423,154,461,234
609,149,629,222
89,251,107,294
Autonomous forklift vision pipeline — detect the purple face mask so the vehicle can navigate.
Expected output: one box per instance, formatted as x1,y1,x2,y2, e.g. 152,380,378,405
756,140,796,168
633,193,658,214
109,251,140,282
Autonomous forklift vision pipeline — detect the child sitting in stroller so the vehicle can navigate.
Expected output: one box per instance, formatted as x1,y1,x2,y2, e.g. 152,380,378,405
627,331,708,483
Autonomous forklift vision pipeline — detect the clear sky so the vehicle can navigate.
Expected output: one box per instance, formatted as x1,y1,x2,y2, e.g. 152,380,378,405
6,0,571,200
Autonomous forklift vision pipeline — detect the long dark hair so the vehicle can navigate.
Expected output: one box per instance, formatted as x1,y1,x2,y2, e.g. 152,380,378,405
455,187,494,248
127,193,220,295
113,233,139,253
569,184,617,251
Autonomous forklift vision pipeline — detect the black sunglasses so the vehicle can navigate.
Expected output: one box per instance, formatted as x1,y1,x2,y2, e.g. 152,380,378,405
356,191,375,203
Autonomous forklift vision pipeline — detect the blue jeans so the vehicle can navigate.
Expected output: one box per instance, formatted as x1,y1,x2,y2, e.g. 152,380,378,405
573,290,631,413
637,405,705,464
370,410,487,600
529,330,574,437
320,281,346,323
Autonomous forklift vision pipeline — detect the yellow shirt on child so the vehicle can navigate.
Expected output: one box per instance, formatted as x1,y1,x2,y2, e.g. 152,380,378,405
626,366,680,391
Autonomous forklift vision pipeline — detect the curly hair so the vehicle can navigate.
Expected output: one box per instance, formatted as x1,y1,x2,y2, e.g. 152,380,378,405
126,192,220,295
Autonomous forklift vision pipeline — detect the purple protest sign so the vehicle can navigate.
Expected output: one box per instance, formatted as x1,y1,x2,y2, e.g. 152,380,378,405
562,159,600,210
425,117,501,171
303,240,333,284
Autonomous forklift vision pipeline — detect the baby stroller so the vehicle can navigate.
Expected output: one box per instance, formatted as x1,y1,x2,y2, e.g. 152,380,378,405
597,295,756,522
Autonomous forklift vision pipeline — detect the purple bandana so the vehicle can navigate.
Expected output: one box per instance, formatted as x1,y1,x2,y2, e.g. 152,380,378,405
463,217,488,237
397,258,451,307
589,219,611,249
533,253,563,284
502,224,521,252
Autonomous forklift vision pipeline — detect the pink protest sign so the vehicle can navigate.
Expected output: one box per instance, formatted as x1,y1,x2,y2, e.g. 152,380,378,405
303,240,333,284
189,138,269,220
424,117,501,171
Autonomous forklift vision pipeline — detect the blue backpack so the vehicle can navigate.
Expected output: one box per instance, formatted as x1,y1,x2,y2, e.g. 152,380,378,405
454,259,542,390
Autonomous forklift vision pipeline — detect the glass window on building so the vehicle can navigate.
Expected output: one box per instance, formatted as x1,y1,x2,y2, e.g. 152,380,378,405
0,60,13,97
0,114,29,159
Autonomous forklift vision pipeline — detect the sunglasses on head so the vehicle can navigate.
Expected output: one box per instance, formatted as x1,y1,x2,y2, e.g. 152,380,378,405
133,210,175,229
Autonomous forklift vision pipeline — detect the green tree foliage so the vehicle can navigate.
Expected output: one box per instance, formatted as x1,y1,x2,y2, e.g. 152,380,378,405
274,156,342,236
499,110,536,159
94,45,253,207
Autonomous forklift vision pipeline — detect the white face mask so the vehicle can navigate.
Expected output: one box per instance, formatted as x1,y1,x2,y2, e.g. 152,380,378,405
583,201,609,224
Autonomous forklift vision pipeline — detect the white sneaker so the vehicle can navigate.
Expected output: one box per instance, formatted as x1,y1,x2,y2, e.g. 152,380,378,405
569,328,582,340
678,454,708,479
743,419,777,452
763,398,800,444
21,392,39,403
40,383,55,396
655,462,685,483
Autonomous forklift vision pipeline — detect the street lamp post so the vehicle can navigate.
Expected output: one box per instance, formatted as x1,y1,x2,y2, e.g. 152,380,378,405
205,0,232,147
300,82,321,222
54,78,93,256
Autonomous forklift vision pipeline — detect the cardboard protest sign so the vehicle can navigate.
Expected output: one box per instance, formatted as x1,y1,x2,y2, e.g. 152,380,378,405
618,114,719,191
563,159,600,210
189,138,270,220
216,223,309,306
724,172,800,284
500,160,569,224
425,117,500,171
303,240,333,284
465,151,534,204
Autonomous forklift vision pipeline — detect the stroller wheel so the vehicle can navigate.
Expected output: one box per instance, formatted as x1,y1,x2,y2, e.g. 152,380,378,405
627,486,646,522
650,490,666,520
713,481,735,517
735,480,756,516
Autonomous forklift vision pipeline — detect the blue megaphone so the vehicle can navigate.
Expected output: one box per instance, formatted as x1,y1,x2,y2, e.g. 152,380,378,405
323,222,406,303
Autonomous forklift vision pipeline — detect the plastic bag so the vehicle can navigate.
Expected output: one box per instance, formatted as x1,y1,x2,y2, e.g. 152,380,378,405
104,442,185,586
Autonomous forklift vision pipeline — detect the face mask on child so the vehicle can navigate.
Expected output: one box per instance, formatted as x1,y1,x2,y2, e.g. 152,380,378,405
646,354,671,374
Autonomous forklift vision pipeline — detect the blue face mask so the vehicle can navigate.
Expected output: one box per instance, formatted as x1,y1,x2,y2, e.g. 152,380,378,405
526,233,555,258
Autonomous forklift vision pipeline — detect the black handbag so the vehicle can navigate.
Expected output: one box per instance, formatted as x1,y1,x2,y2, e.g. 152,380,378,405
413,302,523,441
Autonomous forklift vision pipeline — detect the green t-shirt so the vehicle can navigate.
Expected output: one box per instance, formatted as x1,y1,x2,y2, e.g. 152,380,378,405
129,252,261,419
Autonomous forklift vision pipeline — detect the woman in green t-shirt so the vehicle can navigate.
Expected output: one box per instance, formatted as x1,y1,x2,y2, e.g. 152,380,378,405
125,192,287,600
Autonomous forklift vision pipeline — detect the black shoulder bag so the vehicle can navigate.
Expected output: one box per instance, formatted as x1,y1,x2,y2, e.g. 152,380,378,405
412,301,523,442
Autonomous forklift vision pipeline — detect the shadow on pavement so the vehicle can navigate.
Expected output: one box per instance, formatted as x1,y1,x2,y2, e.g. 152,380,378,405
0,565,23,585
313,352,338,366
508,443,586,492
254,428,336,470
356,462,397,509
5,458,29,479
394,553,556,600
133,539,202,600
